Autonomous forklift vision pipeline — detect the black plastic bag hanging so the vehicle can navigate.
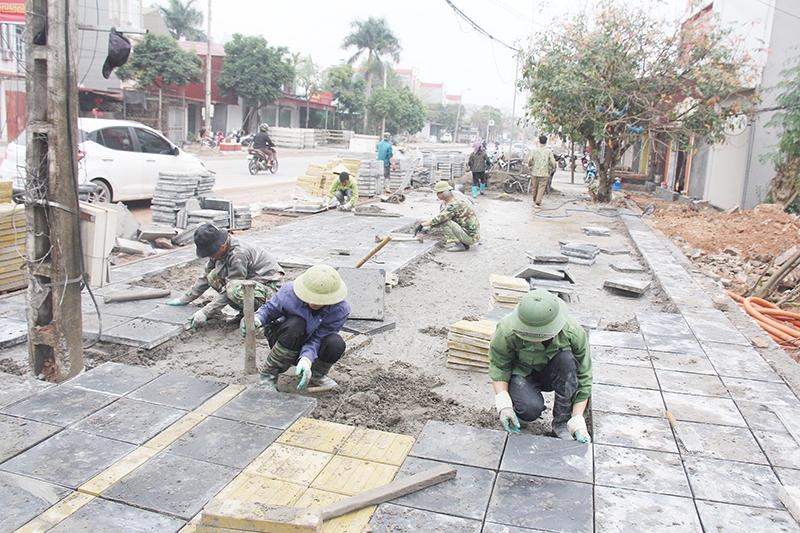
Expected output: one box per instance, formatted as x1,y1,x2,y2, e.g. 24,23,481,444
102,28,131,79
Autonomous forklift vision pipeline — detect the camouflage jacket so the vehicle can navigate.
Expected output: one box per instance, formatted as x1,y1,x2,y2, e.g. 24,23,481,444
527,146,557,178
429,199,480,240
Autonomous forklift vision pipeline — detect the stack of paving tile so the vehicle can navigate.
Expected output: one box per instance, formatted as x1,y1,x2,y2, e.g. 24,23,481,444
446,319,497,372
560,243,599,265
187,209,229,228
434,153,466,180
295,163,338,198
0,191,26,292
515,264,575,300
151,172,215,227
233,206,251,230
489,274,530,310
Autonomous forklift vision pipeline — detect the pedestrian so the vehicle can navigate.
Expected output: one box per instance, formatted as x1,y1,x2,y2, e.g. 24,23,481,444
418,181,480,252
244,264,351,392
323,171,359,211
377,132,396,193
167,224,285,328
488,289,592,443
198,126,207,140
527,135,557,207
467,141,490,198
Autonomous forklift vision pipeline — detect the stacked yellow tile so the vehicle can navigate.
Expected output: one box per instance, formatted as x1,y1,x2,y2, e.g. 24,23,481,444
296,163,336,198
489,274,529,310
446,319,497,372
337,158,362,175
0,181,26,292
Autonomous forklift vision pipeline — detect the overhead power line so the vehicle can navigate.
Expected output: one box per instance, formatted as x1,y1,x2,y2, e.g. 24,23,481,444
443,0,518,52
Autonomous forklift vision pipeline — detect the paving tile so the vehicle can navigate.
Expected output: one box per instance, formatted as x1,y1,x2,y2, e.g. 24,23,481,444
648,350,717,375
409,420,506,470
128,373,225,410
341,318,396,336
592,411,678,453
0,372,53,409
589,330,646,350
500,433,592,483
100,318,184,349
684,456,784,509
0,317,27,348
64,362,160,396
0,384,116,426
644,334,705,356
721,377,800,410
593,362,659,389
165,416,281,469
244,443,333,485
390,456,495,520
591,383,665,418
0,295,25,319
337,427,415,466
594,444,691,497
212,388,316,430
292,487,375,532
590,346,652,368
216,471,306,504
311,455,398,496
72,398,186,444
635,311,692,337
369,503,482,533
337,267,385,320
654,368,729,397
594,486,702,532
276,417,355,454
80,313,132,338
735,400,800,432
482,524,555,533
695,500,800,533
486,472,592,533
662,392,746,427
683,309,750,346
776,467,800,487
673,421,767,463
47,497,186,532
753,429,800,469
139,303,196,325
701,341,782,382
83,298,161,319
102,452,238,520
0,413,61,462
0,429,135,489
0,471,72,532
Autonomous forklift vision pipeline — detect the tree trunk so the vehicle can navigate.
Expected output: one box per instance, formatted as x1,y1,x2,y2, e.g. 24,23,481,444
755,248,800,299
768,158,800,206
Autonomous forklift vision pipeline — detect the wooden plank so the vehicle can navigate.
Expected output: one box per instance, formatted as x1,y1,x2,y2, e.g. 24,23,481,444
446,361,489,373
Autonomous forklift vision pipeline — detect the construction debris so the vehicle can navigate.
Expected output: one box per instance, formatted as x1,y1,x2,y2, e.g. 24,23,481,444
581,226,612,236
115,237,155,255
446,319,497,372
610,262,646,273
560,243,600,260
525,250,568,264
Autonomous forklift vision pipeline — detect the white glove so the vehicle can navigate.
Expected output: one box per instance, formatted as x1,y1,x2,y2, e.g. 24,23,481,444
567,415,591,443
166,299,186,306
495,390,520,434
189,309,207,328
295,357,312,391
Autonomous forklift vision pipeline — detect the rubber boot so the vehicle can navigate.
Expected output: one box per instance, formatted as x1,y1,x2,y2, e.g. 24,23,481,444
309,359,338,390
260,342,298,390
480,182,485,195
472,186,478,198
551,393,574,440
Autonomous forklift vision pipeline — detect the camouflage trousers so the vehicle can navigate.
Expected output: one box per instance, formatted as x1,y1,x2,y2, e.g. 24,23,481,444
442,221,479,246
207,271,279,311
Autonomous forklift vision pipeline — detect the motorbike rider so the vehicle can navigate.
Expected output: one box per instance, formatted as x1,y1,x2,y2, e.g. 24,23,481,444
252,123,276,165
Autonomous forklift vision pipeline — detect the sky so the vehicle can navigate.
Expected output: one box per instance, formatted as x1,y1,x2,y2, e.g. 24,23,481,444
162,0,689,116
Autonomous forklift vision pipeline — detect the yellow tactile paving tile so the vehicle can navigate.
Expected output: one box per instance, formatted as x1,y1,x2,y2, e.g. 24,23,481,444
215,471,306,505
337,427,415,466
194,384,246,415
245,443,334,485
295,488,375,533
142,411,207,451
14,492,95,533
277,418,355,453
310,456,399,496
79,446,159,496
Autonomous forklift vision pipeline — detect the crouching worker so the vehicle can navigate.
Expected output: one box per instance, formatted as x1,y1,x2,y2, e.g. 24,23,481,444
168,224,284,328
243,264,351,392
419,181,480,252
323,171,358,211
488,289,592,442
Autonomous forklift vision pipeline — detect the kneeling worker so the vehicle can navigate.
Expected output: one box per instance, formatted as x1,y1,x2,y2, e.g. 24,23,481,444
323,171,358,211
168,224,284,328
419,181,480,252
244,264,351,391
488,289,592,442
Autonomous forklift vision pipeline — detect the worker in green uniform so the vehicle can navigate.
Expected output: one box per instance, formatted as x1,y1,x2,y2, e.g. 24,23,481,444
419,181,480,252
488,289,592,442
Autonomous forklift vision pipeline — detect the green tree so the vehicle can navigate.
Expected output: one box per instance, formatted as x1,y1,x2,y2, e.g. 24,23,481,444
157,0,206,41
765,53,800,210
216,34,293,131
427,103,463,132
470,106,503,139
367,86,426,135
295,56,323,129
522,0,757,202
342,17,401,131
324,64,365,132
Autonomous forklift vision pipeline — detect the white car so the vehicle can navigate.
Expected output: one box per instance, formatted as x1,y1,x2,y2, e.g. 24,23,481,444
440,132,453,143
2,118,207,203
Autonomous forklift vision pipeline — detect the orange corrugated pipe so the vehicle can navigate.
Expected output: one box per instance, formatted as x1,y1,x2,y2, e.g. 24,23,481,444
726,290,800,348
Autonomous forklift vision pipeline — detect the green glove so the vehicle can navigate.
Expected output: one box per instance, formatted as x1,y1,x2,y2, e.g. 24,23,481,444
166,299,185,306
495,390,520,434
567,416,591,443
295,357,312,391
189,309,207,328
240,317,262,338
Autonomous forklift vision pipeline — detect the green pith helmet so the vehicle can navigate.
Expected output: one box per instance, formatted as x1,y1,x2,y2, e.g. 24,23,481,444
509,289,567,340
433,181,452,193
293,265,348,306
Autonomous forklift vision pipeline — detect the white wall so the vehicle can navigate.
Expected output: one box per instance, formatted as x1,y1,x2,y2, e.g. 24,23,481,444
707,123,751,209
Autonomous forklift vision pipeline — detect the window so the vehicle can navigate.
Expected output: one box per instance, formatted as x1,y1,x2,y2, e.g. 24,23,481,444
134,127,173,155
97,127,134,152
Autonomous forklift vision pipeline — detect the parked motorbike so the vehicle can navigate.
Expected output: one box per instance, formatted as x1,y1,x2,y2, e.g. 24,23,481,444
248,149,278,175
239,133,255,147
502,173,531,194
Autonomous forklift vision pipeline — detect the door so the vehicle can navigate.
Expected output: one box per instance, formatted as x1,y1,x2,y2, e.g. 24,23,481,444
132,126,183,196
90,126,144,200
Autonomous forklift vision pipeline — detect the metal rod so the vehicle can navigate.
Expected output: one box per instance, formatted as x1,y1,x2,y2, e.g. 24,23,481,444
242,281,256,374
78,25,148,34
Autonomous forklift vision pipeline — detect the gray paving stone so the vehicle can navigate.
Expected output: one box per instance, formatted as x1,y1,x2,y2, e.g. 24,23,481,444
581,226,611,236
390,456,495,520
526,250,568,264
64,362,159,396
82,298,161,319
0,373,53,409
0,429,135,488
654,369,728,397
753,429,800,469
594,444,691,497
336,267,385,320
100,318,184,349
592,383,666,418
409,420,506,470
166,416,281,469
735,400,800,433
599,246,630,255
568,256,596,266
674,421,767,463
644,334,705,355
695,500,800,533
212,387,316,430
610,261,645,273
369,503,482,533
701,341,782,382
684,456,784,509
486,472,592,533
594,486,702,532
589,330,647,350
721,377,800,410
139,303,196,325
482,524,554,533
341,319,396,336
0,295,25,319
683,309,750,346
561,243,599,259
0,413,61,462
529,278,574,294
73,398,185,445
591,411,678,453
590,346,652,367
0,471,72,532
47,497,186,533
776,467,800,487
0,385,116,426
593,362,659,389
515,264,565,281
128,373,225,410
103,452,238,520
570,312,600,330
649,350,717,375
482,306,513,323
635,311,692,337
500,433,592,483
662,392,746,427
0,318,27,348
603,278,650,296
81,313,133,338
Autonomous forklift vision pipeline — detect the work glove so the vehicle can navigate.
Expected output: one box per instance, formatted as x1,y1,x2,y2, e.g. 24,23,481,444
413,223,423,236
567,415,592,443
495,390,520,434
295,357,312,391
391,163,396,171
240,317,262,338
166,299,185,306
189,309,207,328
321,198,328,207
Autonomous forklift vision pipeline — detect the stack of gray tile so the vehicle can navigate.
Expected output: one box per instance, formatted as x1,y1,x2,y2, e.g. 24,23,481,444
434,152,466,180
187,209,228,228
151,172,215,227
233,206,252,230
359,160,384,197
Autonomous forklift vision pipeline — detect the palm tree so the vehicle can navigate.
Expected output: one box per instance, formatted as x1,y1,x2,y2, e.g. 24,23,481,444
158,0,207,42
341,17,401,132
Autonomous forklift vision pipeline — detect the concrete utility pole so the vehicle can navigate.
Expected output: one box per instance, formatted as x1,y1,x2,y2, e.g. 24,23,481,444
25,0,84,381
204,0,212,134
